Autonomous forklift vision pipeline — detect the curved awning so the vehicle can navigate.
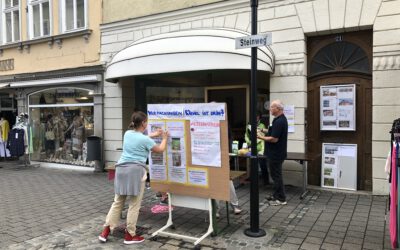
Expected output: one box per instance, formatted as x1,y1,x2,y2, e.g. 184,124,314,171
105,29,275,82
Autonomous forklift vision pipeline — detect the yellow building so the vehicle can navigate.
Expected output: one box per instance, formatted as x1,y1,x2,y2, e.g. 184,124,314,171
0,0,103,167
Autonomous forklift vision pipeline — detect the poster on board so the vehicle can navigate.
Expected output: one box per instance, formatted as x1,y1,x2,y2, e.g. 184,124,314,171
320,84,356,131
148,121,167,182
166,120,187,184
147,103,225,188
190,120,221,167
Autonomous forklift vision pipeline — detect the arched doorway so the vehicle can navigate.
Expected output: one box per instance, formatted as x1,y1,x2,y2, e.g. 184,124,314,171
306,31,372,190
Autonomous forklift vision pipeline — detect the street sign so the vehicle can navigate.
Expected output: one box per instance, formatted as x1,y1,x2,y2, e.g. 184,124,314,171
235,33,272,49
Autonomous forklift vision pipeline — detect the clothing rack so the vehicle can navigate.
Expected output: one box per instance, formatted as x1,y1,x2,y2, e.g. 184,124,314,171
9,114,31,167
389,118,400,249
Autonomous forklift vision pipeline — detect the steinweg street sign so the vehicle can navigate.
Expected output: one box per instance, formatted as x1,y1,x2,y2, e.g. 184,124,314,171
235,33,272,49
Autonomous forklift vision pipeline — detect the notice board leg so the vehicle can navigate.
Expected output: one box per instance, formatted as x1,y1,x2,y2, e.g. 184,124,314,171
152,193,174,237
194,198,214,245
152,194,214,246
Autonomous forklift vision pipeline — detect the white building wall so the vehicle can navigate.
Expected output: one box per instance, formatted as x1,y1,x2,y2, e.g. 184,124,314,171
101,0,400,194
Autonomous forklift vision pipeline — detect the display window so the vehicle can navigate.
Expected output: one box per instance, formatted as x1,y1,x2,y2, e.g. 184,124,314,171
29,88,94,166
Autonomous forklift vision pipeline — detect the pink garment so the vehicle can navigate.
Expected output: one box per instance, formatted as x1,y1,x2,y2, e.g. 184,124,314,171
151,204,173,214
390,145,398,249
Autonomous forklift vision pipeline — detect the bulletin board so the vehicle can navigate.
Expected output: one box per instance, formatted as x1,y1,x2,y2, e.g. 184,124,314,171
320,84,356,131
321,143,357,190
148,103,230,201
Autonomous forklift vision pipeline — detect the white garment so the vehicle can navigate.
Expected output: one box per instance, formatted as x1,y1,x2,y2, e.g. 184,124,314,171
0,141,10,157
216,180,239,210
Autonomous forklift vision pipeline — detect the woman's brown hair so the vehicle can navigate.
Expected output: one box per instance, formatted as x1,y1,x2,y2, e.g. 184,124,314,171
128,111,147,130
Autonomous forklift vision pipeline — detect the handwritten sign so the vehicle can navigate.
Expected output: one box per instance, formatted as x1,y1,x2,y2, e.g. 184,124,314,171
148,103,226,121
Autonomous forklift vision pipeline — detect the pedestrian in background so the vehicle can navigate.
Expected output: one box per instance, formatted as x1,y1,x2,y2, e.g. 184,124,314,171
99,111,169,244
244,110,269,185
258,100,288,205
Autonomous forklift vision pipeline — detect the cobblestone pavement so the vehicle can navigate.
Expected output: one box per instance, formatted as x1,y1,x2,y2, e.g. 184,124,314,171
0,161,392,249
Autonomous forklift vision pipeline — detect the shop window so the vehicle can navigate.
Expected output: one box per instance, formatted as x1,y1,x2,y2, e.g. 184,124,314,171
146,87,205,104
61,0,86,32
28,0,51,38
1,0,20,43
28,88,94,166
310,41,370,77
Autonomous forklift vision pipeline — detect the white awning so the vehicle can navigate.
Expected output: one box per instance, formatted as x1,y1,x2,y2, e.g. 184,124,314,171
0,83,9,89
9,74,102,88
105,29,275,82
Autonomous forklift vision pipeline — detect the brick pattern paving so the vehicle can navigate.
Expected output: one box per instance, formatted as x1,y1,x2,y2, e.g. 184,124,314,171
0,162,392,249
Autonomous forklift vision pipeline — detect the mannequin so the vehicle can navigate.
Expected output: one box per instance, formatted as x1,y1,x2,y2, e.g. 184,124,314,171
65,116,84,161
45,114,56,158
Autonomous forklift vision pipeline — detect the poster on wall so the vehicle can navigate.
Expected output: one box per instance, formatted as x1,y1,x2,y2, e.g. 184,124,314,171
284,105,295,133
320,84,356,131
190,120,221,167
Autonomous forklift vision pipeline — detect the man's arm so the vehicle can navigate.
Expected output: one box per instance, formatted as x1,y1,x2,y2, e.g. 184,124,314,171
258,134,278,143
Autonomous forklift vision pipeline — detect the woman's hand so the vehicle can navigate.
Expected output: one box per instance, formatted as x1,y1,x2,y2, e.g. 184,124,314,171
162,130,170,139
149,128,162,138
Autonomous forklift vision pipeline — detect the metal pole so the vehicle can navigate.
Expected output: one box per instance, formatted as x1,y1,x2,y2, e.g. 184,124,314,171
244,0,266,238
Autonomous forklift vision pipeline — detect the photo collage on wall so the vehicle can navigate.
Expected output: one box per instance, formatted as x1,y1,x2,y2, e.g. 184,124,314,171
320,84,355,131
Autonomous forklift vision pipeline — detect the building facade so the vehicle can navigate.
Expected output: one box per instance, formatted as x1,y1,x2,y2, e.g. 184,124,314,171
100,0,400,194
0,0,104,167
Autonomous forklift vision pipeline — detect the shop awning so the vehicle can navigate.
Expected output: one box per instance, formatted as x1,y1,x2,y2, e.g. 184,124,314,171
0,83,9,89
105,29,275,82
9,74,102,88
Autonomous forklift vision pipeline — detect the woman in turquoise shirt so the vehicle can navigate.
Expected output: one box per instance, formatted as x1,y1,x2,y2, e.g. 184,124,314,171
99,111,169,245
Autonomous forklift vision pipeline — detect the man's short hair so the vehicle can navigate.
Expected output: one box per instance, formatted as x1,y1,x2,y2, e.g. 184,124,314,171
272,100,284,110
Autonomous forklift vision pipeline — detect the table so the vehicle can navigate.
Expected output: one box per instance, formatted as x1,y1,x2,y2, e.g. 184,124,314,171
286,152,318,200
229,153,266,171
229,152,318,199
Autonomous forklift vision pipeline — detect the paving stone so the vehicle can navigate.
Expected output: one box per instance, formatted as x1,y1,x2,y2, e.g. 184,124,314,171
320,242,341,250
324,236,344,245
285,237,304,244
304,236,323,245
300,242,321,250
0,162,391,250
280,243,300,250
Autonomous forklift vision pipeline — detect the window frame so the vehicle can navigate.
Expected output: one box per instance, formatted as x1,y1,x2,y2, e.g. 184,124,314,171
1,0,21,44
28,0,52,39
60,0,87,33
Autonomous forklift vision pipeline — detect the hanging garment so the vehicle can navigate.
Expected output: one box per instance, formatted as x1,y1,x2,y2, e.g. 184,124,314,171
397,143,400,247
1,119,10,141
7,129,26,157
390,143,398,249
0,140,11,157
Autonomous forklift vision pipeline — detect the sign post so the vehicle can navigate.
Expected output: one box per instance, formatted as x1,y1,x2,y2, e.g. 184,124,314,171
243,0,266,238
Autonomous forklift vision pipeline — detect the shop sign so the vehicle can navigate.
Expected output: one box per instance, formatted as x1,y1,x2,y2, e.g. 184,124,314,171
235,33,272,49
0,59,14,71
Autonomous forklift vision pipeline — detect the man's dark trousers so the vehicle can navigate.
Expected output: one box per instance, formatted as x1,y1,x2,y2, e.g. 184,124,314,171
268,158,286,201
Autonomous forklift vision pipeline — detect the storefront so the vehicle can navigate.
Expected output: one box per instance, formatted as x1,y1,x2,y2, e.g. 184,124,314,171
102,29,274,163
3,66,104,167
28,88,95,166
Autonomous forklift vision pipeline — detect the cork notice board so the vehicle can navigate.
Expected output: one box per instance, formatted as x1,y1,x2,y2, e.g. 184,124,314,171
148,103,230,201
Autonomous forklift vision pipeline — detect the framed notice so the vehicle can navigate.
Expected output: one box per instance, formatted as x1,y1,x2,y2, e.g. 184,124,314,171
320,84,356,131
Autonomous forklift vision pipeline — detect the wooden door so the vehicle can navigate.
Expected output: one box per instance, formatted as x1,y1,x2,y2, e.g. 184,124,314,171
307,76,372,190
307,30,372,190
